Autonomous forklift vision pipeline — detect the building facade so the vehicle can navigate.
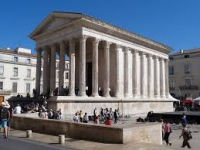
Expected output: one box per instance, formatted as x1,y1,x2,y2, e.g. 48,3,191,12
0,47,70,98
30,12,176,117
169,49,200,99
0,47,37,97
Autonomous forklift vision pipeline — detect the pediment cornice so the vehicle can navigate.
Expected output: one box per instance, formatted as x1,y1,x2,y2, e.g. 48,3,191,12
30,11,172,53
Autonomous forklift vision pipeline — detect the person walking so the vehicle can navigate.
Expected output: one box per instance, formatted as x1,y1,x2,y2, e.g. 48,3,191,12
179,124,191,149
164,120,172,146
0,102,10,138
182,113,187,125
114,109,118,124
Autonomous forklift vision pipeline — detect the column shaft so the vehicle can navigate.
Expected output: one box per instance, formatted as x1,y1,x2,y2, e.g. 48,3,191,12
36,49,42,95
115,45,120,97
132,50,140,97
141,52,147,98
160,58,166,98
69,39,76,96
165,59,169,98
147,55,154,98
124,48,132,97
59,42,65,89
92,38,99,97
43,49,48,94
79,36,87,96
50,45,56,95
154,57,160,98
103,41,110,97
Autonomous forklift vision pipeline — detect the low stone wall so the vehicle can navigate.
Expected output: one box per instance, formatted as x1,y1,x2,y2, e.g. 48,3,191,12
11,115,162,144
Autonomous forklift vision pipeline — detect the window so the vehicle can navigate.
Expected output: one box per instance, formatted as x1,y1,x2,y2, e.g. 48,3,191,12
169,80,175,90
13,67,18,77
14,56,18,62
185,79,191,88
26,83,31,93
184,64,191,74
27,69,31,78
27,58,31,64
65,72,69,79
169,56,173,60
0,66,4,76
65,63,69,70
12,82,17,93
56,62,59,68
0,82,3,91
169,66,174,75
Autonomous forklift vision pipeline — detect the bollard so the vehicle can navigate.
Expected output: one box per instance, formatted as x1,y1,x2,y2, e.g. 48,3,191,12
26,130,32,138
58,134,65,144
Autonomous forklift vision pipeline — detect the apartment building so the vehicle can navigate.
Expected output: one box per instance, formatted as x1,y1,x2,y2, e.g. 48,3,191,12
169,49,200,99
0,47,69,98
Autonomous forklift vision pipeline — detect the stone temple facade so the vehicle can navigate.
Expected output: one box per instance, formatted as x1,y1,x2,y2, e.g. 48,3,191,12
30,11,176,118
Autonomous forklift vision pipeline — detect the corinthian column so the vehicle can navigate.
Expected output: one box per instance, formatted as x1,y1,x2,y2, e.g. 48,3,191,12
68,39,76,96
103,41,110,97
160,58,166,98
92,38,99,97
50,44,56,96
79,35,87,96
154,56,160,98
165,59,169,98
59,42,65,90
36,48,42,95
132,50,140,97
147,54,154,98
141,52,147,98
115,45,120,97
43,49,48,94
124,47,132,97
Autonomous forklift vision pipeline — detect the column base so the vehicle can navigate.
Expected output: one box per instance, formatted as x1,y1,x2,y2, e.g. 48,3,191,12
91,93,100,97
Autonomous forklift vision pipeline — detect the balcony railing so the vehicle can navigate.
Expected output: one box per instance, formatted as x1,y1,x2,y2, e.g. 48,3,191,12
179,85,199,90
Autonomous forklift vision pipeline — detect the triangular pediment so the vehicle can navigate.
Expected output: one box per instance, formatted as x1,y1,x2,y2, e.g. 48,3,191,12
29,12,82,39
43,17,75,32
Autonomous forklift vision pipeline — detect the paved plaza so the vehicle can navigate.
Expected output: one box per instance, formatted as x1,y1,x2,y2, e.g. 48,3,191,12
5,120,200,150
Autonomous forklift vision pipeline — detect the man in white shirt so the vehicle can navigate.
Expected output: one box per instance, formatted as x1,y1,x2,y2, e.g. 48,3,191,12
14,104,21,114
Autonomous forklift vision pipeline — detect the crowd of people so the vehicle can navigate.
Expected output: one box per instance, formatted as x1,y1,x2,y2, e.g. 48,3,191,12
72,107,120,126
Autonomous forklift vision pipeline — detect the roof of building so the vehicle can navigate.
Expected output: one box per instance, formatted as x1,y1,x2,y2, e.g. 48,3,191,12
29,11,172,53
170,48,200,56
0,48,37,58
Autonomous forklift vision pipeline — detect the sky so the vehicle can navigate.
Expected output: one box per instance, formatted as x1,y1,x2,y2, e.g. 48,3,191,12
1,0,200,54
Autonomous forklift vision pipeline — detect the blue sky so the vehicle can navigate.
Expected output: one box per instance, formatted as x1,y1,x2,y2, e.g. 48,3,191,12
1,0,200,54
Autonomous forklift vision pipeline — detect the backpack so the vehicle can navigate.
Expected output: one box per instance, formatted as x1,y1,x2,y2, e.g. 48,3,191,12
186,130,192,140
0,107,9,119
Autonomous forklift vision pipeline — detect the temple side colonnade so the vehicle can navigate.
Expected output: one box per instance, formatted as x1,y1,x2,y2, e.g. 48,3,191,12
30,12,176,117
36,36,169,100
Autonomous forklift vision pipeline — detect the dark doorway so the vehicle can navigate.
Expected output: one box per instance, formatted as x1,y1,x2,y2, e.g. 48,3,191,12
86,62,92,96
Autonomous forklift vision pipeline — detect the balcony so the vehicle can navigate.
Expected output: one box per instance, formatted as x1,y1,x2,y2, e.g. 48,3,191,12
179,85,199,90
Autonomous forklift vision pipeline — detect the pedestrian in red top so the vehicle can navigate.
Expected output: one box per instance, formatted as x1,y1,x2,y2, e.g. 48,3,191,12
105,117,111,125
